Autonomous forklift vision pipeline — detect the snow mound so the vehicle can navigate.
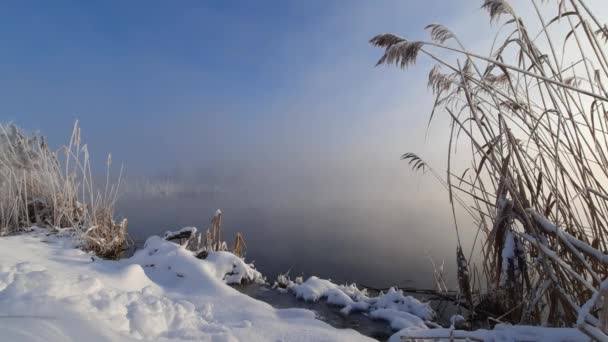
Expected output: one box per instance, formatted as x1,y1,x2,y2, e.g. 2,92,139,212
280,275,434,332
371,287,434,321
132,234,264,290
0,230,374,342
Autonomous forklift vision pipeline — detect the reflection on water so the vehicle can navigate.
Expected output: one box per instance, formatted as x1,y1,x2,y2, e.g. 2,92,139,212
118,184,458,289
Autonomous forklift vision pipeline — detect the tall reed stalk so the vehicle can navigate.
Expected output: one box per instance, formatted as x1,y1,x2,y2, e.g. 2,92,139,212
372,0,608,336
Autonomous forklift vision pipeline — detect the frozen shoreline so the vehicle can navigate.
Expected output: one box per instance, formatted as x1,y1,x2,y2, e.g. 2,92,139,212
0,229,373,341
0,229,591,342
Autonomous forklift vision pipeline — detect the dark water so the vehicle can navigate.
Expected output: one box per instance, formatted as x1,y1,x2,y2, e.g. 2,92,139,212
232,283,462,341
117,188,458,289
117,187,465,341
235,283,394,341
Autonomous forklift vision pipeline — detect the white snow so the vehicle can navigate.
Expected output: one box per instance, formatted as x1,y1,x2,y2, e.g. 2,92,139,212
501,229,516,275
162,227,198,239
388,323,589,342
279,276,434,333
369,309,427,331
0,228,593,342
0,229,374,342
274,272,589,342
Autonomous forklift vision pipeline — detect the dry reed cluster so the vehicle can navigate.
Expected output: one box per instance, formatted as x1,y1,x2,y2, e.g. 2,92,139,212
204,210,248,258
171,210,247,259
0,122,127,259
372,0,608,338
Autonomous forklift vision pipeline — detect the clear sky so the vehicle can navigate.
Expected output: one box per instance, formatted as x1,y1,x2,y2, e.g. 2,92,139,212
1,0,472,172
3,1,608,173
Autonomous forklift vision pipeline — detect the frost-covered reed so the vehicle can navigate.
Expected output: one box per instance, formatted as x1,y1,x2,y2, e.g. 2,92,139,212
372,0,608,337
0,121,127,258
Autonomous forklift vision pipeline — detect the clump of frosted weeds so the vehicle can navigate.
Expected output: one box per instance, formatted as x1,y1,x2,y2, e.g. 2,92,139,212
0,121,127,259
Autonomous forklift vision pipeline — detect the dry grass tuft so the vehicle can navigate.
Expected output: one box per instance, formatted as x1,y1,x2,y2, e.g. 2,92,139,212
184,210,247,259
0,122,128,258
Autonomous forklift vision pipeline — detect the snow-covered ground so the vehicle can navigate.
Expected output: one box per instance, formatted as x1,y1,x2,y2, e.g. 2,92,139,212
0,229,373,342
0,229,592,342
386,324,589,342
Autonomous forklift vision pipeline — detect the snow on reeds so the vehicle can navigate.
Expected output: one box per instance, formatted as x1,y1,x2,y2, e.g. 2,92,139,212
372,0,608,338
0,121,127,258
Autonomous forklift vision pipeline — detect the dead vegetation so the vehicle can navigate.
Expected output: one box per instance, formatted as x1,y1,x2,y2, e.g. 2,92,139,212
0,121,128,259
372,0,608,338
166,210,248,260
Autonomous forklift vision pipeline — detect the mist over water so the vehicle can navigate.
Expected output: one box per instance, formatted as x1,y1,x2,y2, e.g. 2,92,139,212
0,0,487,291
118,159,460,289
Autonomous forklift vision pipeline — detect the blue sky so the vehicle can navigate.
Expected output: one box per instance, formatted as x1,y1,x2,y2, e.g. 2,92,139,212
4,0,608,176
0,0,470,173
7,1,608,277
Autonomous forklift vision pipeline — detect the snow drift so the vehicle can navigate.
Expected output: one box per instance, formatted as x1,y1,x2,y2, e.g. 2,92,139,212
0,229,591,342
0,229,374,341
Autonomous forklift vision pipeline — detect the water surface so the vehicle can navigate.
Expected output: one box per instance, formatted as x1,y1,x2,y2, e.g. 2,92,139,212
118,184,458,289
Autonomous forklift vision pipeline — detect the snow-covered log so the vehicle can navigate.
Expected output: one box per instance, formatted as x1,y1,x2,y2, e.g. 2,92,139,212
163,227,197,246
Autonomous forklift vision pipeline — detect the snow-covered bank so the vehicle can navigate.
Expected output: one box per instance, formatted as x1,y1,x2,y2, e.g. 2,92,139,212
0,230,374,342
275,276,433,332
0,230,592,342
273,275,590,341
